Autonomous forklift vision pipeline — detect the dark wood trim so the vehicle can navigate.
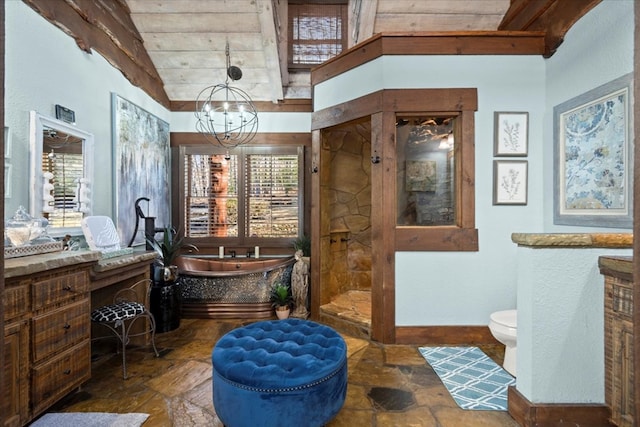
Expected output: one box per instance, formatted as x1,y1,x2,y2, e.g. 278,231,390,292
313,87,479,342
395,326,499,345
396,227,478,252
170,132,311,147
23,0,170,107
499,0,602,57
312,92,383,130
311,88,478,131
170,99,313,113
309,129,321,320
507,386,612,427
0,0,5,424
633,1,640,423
311,32,546,86
377,111,397,344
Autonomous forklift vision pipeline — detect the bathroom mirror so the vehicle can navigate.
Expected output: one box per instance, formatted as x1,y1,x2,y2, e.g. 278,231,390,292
29,111,94,237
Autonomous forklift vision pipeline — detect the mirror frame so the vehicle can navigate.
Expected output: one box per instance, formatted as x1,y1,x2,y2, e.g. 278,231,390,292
29,111,95,237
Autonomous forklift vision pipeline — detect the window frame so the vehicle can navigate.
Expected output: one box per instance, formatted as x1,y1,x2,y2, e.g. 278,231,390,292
179,144,305,249
392,97,478,252
287,0,348,70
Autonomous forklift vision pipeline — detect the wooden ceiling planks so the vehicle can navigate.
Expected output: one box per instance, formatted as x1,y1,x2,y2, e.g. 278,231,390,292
24,0,603,105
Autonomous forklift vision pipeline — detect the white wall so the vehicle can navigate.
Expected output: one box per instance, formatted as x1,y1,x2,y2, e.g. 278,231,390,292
5,1,170,224
317,54,547,325
171,111,311,133
543,0,634,232
516,246,632,403
515,0,635,405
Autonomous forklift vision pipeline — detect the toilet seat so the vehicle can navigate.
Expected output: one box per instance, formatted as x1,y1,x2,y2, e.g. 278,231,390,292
490,310,517,328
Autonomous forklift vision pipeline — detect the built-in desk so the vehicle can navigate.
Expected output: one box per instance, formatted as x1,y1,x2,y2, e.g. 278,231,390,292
89,251,157,347
90,251,157,291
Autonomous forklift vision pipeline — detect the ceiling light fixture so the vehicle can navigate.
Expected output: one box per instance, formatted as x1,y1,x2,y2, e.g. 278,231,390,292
195,42,258,149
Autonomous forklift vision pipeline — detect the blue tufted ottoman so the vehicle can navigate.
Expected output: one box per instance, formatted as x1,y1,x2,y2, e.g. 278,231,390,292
211,318,347,427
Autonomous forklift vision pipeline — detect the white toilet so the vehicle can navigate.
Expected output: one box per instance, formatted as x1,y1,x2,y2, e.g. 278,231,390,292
489,309,517,377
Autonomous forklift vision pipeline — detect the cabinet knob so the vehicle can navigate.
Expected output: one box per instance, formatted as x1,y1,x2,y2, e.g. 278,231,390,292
63,369,71,375
63,323,71,330
63,286,72,291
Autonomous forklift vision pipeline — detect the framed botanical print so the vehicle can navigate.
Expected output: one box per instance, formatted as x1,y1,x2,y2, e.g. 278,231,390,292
494,112,528,156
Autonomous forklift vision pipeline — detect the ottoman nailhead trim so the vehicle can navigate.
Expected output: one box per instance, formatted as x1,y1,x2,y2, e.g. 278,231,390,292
215,362,345,394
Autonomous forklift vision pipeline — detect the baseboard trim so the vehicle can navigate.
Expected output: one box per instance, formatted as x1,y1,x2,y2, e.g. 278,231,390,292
395,325,499,345
508,386,612,427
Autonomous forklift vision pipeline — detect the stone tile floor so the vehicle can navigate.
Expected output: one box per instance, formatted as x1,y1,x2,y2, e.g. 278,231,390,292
46,316,519,427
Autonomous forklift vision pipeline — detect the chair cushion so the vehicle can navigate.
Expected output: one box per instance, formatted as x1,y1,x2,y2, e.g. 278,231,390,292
91,301,146,323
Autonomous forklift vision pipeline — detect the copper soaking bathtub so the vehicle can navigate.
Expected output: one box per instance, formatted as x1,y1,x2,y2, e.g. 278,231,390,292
175,256,295,319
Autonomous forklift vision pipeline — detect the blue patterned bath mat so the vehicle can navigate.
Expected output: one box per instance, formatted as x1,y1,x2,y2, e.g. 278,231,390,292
418,346,515,410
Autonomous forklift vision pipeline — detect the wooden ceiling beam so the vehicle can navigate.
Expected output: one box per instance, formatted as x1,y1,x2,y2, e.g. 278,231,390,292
23,0,170,107
256,0,284,102
349,0,378,47
499,0,602,57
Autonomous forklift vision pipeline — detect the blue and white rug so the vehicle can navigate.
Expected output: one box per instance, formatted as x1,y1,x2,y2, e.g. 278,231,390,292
418,346,515,411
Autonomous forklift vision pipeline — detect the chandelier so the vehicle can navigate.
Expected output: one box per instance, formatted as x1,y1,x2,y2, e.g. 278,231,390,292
195,42,258,149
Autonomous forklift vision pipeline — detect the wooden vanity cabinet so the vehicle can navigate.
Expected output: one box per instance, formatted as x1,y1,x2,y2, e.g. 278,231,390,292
599,256,634,427
3,258,95,427
2,280,30,427
3,319,29,427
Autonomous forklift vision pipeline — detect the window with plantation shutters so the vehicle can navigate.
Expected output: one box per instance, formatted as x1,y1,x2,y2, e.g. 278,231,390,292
41,150,84,227
183,147,302,241
288,1,347,69
246,153,299,237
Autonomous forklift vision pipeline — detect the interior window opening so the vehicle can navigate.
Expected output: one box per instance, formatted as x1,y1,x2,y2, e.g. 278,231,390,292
396,116,457,227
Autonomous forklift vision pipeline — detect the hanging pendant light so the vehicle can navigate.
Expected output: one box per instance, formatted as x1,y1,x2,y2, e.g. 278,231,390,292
195,42,258,149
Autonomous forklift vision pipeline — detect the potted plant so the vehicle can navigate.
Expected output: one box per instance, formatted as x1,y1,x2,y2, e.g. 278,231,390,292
270,282,294,319
293,233,311,257
147,226,197,283
146,227,197,333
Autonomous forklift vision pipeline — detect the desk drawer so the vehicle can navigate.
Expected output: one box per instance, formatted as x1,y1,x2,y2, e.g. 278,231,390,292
31,340,91,417
32,299,90,363
32,270,89,310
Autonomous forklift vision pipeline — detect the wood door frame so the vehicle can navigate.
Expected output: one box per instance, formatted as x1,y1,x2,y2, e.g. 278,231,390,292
311,88,477,343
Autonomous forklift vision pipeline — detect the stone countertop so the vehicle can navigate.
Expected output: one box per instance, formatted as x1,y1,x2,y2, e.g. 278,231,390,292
511,233,633,248
4,249,158,278
94,250,157,273
4,250,101,278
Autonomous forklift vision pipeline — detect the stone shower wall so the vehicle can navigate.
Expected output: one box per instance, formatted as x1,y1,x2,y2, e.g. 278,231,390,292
324,122,372,299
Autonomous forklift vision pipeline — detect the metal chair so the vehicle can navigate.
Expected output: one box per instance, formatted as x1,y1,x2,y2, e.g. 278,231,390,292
91,278,160,379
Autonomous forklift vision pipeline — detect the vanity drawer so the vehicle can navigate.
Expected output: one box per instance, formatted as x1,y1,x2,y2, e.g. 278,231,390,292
32,299,90,363
31,340,91,417
3,280,30,321
32,269,89,310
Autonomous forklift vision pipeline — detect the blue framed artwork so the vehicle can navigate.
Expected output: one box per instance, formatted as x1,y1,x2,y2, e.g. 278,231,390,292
553,73,633,228
112,94,171,245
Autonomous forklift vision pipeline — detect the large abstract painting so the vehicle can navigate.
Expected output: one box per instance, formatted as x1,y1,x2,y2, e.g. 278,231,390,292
113,94,170,246
553,73,633,228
